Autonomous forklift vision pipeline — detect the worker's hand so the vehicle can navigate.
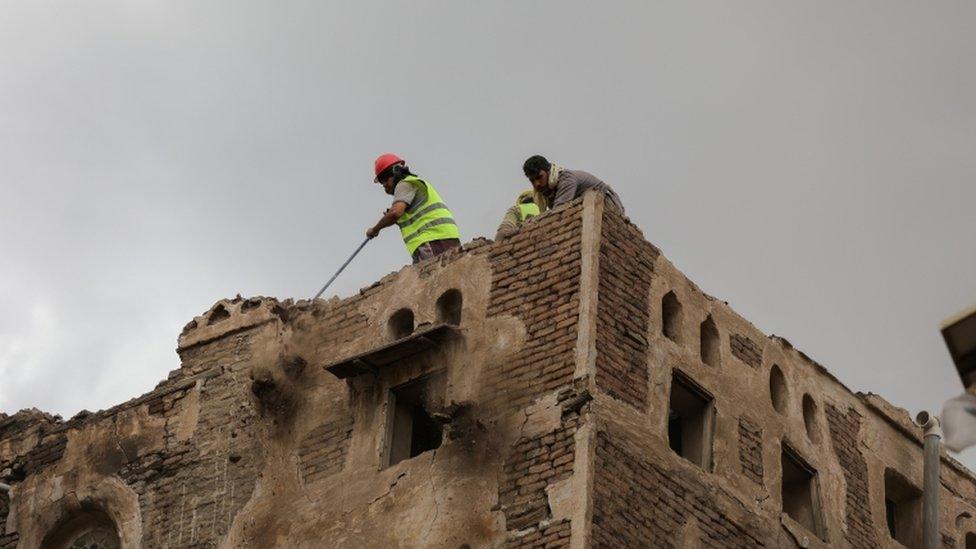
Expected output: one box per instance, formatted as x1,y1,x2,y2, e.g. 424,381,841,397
366,226,380,239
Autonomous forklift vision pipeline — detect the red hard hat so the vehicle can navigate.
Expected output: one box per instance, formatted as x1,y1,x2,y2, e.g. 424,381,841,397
374,153,404,181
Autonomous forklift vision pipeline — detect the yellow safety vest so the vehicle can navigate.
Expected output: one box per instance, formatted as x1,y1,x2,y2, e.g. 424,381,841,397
396,175,461,255
518,202,540,222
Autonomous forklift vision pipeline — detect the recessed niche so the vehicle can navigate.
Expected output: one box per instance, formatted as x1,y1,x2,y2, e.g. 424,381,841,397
388,308,415,340
769,364,788,414
435,289,462,326
700,315,720,367
662,291,682,343
802,393,820,443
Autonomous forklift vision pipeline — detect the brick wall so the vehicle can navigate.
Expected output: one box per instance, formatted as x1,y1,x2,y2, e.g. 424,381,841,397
497,384,587,545
595,206,658,411
298,414,354,484
124,333,263,547
593,431,766,547
825,404,878,547
737,417,764,486
730,334,762,369
485,201,584,411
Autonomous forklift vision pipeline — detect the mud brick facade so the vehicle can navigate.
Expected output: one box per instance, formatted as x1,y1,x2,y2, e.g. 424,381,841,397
3,191,976,547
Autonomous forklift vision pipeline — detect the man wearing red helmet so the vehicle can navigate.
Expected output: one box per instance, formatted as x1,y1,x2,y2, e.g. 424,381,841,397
366,153,461,263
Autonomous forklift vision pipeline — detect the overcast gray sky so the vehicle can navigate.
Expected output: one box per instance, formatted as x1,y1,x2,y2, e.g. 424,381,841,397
1,1,974,461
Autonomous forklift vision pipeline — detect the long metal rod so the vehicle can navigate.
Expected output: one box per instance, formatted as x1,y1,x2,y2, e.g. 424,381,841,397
313,238,370,300
917,411,941,549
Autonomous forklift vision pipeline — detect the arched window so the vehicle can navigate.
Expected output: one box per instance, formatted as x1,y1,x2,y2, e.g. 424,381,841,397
769,364,788,414
388,308,415,340
41,510,120,549
802,394,820,443
435,289,462,326
662,291,682,342
700,315,720,367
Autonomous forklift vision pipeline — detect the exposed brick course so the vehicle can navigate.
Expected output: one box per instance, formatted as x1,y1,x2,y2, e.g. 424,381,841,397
595,206,658,411
485,201,584,411
729,334,762,369
498,416,578,534
737,417,764,486
298,414,354,484
593,432,765,548
508,519,571,548
825,404,878,547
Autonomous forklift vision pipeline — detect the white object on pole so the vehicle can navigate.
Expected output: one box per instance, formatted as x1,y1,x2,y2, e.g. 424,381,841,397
940,392,976,452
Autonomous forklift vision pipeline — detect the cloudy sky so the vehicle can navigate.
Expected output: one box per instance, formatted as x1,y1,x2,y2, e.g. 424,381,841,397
1,1,974,460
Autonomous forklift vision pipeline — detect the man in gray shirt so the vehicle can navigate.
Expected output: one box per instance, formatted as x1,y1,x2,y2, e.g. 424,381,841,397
522,155,624,214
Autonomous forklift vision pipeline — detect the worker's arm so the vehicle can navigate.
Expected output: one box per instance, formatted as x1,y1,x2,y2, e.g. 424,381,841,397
494,206,521,240
366,201,407,239
550,172,579,209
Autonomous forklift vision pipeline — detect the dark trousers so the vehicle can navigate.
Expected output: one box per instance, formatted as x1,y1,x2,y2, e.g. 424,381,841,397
411,238,461,264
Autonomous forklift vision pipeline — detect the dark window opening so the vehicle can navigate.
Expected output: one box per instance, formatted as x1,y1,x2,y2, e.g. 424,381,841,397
668,371,715,470
966,532,976,549
781,444,825,540
700,315,720,367
662,291,682,342
388,308,415,340
385,375,444,468
770,364,788,414
435,289,462,326
884,467,922,546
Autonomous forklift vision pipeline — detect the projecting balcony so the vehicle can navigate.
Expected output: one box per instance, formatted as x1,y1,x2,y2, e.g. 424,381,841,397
323,323,460,380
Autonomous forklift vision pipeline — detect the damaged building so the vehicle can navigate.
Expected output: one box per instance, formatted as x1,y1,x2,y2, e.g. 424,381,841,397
3,191,976,547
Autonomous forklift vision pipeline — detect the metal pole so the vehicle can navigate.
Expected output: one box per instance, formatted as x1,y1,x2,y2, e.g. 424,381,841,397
916,411,941,549
312,238,370,300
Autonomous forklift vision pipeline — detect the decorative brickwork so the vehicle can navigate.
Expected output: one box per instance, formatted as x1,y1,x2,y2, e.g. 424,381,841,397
595,206,658,411
298,415,354,484
825,404,878,547
593,432,765,547
737,417,764,486
730,334,762,368
486,201,584,411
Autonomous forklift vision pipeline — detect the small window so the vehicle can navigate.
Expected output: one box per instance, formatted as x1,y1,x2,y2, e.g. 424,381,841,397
700,315,720,367
781,444,825,540
802,394,820,443
668,371,715,470
435,289,462,326
388,308,415,340
662,291,682,342
884,468,922,546
384,375,444,468
769,364,788,414
966,532,976,549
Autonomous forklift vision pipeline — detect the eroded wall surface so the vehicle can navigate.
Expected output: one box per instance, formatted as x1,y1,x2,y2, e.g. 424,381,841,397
1,196,595,548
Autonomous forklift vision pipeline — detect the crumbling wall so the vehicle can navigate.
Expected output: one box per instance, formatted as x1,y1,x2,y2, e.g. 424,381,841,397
0,298,280,547
6,191,976,548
